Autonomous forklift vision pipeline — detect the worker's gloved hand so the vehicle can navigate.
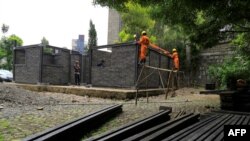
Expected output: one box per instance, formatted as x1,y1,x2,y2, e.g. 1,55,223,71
163,51,169,54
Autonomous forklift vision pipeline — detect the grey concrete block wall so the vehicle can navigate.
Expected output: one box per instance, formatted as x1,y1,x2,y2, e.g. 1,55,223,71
14,46,41,84
91,44,137,87
91,43,171,88
194,42,235,85
148,50,161,87
92,49,112,67
15,50,25,64
42,65,65,84
43,54,54,65
160,54,170,86
15,45,72,85
14,43,172,87
82,55,90,84
42,49,70,84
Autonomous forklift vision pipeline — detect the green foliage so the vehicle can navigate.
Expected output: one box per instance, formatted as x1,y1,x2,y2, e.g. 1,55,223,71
0,119,10,141
194,11,206,25
1,24,9,34
208,54,250,89
95,0,250,75
207,24,250,89
118,2,155,42
43,47,53,54
95,0,250,48
41,37,49,47
119,29,131,42
231,33,250,56
0,34,23,70
88,20,97,48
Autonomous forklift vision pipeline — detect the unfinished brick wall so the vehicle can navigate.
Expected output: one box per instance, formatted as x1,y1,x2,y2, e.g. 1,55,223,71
90,43,171,88
14,43,171,87
82,55,90,84
91,43,137,87
14,45,72,85
42,48,70,85
14,46,41,84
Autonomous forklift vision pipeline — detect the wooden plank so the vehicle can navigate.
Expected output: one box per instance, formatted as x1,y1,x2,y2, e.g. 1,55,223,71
242,116,250,125
207,115,241,141
88,110,171,141
215,115,248,141
181,114,233,141
144,65,177,72
162,114,222,141
194,114,234,141
122,113,194,141
141,114,200,141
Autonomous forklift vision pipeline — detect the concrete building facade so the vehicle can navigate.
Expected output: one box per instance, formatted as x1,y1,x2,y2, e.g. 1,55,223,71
107,9,122,44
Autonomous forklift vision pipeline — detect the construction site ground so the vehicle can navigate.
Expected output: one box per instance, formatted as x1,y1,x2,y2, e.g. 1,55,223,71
0,83,220,141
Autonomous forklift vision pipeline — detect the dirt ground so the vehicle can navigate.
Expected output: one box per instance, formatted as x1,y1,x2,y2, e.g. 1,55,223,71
0,83,220,141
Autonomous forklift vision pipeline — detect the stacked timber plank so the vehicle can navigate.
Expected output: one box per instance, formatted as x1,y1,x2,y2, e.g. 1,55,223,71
164,111,250,141
220,89,250,112
87,110,250,141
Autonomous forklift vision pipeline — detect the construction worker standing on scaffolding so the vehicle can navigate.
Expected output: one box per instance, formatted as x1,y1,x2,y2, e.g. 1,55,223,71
169,48,180,91
170,48,180,70
137,31,150,64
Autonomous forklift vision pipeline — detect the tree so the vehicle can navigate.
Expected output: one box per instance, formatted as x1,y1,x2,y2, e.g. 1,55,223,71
88,20,97,48
0,34,23,70
118,2,155,42
41,36,49,47
94,0,250,48
1,24,9,34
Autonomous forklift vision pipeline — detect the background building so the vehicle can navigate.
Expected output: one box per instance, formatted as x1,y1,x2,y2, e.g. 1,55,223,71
72,35,85,54
107,9,122,44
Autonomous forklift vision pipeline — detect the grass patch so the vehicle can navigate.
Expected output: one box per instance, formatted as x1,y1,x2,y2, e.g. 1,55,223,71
0,119,10,129
0,119,10,141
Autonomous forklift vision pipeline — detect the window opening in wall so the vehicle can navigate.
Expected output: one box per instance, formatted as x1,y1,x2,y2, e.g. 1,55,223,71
43,47,61,65
15,50,25,64
55,49,59,54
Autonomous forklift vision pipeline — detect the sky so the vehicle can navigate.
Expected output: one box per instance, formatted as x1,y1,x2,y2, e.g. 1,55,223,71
0,0,109,49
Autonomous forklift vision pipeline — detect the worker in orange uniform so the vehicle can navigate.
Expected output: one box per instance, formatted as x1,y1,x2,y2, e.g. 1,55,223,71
137,31,170,64
137,31,150,64
168,48,179,70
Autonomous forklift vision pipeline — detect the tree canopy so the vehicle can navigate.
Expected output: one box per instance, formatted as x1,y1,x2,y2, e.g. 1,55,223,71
0,34,23,70
118,2,155,42
41,37,49,47
88,20,97,48
94,0,250,48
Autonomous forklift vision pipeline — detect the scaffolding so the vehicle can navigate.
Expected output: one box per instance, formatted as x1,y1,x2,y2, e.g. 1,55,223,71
134,64,185,105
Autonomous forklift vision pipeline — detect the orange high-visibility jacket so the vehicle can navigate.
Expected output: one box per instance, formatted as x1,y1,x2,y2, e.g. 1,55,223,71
171,52,179,70
137,35,150,61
